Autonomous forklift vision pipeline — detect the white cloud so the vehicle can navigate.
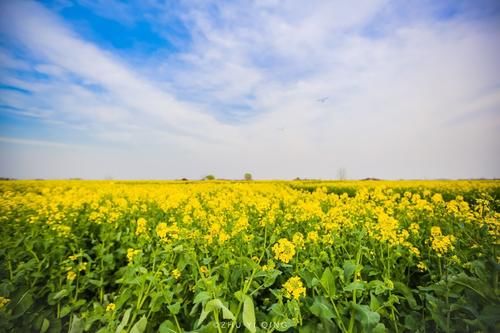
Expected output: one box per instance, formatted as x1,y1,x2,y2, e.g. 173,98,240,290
0,0,499,179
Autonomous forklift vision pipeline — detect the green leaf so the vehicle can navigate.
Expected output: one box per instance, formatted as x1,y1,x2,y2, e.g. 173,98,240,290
52,289,69,301
352,304,380,332
309,298,335,320
320,268,337,297
40,318,50,333
115,308,132,333
393,282,419,310
193,291,211,304
210,299,235,320
198,299,235,326
12,291,33,318
370,293,381,312
344,281,366,292
263,269,281,287
60,305,72,318
368,280,387,295
130,316,147,333
158,320,177,333
167,302,181,315
273,318,295,332
343,261,357,282
68,315,84,333
242,295,256,333
372,323,386,333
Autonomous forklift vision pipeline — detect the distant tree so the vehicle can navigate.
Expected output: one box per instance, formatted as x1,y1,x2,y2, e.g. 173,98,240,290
337,168,347,180
203,174,215,180
244,173,253,181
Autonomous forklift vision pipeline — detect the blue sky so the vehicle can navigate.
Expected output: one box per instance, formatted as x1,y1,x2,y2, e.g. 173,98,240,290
0,0,499,179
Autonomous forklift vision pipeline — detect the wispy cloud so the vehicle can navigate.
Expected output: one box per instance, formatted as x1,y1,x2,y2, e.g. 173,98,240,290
0,136,81,148
0,0,499,179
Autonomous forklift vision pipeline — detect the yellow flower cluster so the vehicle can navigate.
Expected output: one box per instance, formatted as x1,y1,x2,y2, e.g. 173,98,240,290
67,271,77,281
199,266,209,274
127,248,141,263
135,217,148,236
292,232,304,248
283,276,306,300
430,226,455,256
106,303,116,312
171,269,181,280
156,222,168,239
0,296,10,309
272,238,296,263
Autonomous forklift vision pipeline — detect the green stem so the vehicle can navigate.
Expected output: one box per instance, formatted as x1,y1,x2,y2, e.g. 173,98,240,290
173,314,182,333
329,297,348,333
214,309,223,333
348,248,362,333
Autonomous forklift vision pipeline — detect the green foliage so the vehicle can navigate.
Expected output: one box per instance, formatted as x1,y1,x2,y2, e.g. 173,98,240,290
0,180,498,332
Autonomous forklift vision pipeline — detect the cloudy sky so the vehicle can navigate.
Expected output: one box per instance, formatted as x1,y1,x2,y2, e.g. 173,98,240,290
0,0,499,179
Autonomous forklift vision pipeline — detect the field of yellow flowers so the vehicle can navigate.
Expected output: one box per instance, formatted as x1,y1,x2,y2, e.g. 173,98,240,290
0,180,499,332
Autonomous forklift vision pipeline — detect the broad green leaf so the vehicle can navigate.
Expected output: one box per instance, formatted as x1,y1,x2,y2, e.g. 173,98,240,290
69,315,84,333
193,291,211,304
40,318,50,333
197,299,235,326
60,305,72,318
343,261,357,282
263,270,281,287
394,282,419,310
242,295,256,333
273,318,295,332
352,304,380,332
52,289,69,301
115,308,132,333
320,268,337,297
159,320,177,333
372,323,386,333
130,316,147,333
344,281,366,292
12,291,33,318
368,280,387,295
168,302,181,315
309,298,335,320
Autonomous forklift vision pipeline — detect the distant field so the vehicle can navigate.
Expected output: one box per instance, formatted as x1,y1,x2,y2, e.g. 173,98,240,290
0,180,499,332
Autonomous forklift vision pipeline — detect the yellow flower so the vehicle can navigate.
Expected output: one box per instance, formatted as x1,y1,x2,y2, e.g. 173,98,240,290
172,269,181,280
127,248,141,263
199,266,209,274
307,231,319,243
135,218,148,236
106,303,116,312
429,226,454,256
69,255,78,261
417,262,428,272
292,232,304,248
156,222,168,239
0,296,10,309
431,235,455,256
78,262,88,272
219,231,230,243
409,223,420,234
430,226,442,237
410,247,420,257
431,193,444,203
261,260,275,271
272,238,296,263
67,271,77,281
283,276,306,300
